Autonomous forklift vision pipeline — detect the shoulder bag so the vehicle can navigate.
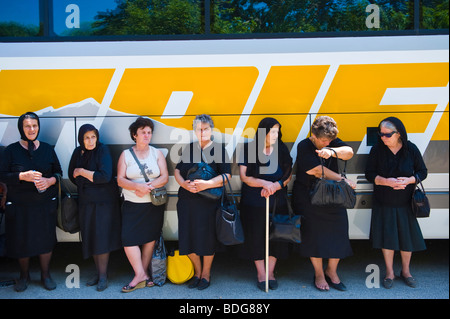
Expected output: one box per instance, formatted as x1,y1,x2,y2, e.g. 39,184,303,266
129,147,167,206
215,174,244,245
56,174,80,234
186,150,223,201
309,148,356,209
412,174,430,218
269,191,301,244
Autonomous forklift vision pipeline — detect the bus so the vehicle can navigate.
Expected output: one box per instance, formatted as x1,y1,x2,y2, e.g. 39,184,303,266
0,0,448,242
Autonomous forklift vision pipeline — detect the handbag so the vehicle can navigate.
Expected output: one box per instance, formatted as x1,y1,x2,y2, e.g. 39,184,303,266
215,174,244,245
269,192,301,244
412,174,430,218
129,147,167,206
150,233,167,286
186,151,222,201
309,148,356,209
166,249,194,284
56,175,80,234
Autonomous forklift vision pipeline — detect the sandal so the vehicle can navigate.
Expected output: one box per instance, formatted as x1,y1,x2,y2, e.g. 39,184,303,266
121,280,147,293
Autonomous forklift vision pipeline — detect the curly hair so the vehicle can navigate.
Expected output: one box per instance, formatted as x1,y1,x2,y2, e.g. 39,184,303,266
311,116,339,140
128,117,154,142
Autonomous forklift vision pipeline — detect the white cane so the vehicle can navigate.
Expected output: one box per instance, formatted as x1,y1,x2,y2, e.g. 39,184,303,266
265,196,269,293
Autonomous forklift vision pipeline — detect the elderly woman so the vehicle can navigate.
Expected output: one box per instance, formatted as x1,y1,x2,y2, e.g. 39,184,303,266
365,117,427,289
68,124,122,291
292,116,356,292
174,114,231,290
117,117,169,292
238,117,292,291
0,112,62,292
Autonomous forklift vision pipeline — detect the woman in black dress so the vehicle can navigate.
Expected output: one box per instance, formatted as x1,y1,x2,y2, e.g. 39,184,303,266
365,117,427,289
68,124,122,291
174,114,231,290
0,112,62,292
238,117,292,291
292,116,355,292
117,117,169,292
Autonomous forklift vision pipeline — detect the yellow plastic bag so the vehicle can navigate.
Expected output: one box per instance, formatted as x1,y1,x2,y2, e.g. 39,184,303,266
166,250,194,284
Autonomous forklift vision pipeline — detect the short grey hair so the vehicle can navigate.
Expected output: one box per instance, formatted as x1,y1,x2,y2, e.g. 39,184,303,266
193,114,214,130
380,120,397,132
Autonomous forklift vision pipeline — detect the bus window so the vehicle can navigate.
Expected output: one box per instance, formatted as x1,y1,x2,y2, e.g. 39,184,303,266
0,0,40,37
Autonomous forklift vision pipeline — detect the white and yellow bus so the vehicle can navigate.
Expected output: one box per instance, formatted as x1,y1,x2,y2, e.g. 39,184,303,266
1,1,448,242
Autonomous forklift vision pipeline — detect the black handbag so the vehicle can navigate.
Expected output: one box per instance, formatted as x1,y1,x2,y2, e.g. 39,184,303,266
215,174,244,245
269,192,301,244
412,174,430,218
309,148,356,209
129,147,167,206
56,175,80,234
186,151,222,201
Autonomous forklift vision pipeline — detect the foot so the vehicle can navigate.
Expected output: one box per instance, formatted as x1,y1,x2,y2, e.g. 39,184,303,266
325,275,347,291
121,279,147,293
14,277,30,292
188,276,200,289
399,272,417,288
41,276,56,290
313,275,329,291
97,277,108,292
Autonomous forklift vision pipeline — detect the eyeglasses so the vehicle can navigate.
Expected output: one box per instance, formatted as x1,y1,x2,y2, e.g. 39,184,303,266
378,131,398,138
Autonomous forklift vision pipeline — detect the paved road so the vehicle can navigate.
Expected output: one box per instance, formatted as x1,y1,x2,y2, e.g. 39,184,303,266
1,240,448,306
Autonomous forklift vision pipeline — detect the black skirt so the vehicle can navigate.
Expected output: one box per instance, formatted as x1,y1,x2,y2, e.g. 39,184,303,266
370,202,426,252
176,188,219,256
78,200,122,259
293,185,353,259
121,201,164,247
238,203,291,261
5,198,57,258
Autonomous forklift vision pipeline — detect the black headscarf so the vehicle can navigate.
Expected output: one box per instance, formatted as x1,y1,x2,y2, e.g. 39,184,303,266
18,112,40,157
377,116,409,154
245,117,292,182
77,124,100,169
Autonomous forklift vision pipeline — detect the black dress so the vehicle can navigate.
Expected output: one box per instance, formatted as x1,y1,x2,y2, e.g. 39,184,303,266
292,138,353,259
0,142,62,258
176,142,231,256
68,143,122,259
238,143,293,261
365,141,427,252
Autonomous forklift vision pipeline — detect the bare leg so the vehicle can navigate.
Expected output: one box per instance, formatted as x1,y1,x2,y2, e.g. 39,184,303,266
311,257,329,290
382,248,395,280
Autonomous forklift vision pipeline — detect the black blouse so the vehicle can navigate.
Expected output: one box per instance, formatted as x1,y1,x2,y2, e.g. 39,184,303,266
0,141,62,202
365,141,427,206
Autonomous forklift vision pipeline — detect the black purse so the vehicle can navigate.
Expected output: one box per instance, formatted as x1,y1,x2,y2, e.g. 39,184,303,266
412,174,430,218
129,147,167,206
309,148,356,209
186,151,223,201
269,192,301,244
215,174,244,245
56,175,80,234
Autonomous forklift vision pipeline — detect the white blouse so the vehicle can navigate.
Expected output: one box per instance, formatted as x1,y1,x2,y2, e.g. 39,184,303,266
122,146,161,203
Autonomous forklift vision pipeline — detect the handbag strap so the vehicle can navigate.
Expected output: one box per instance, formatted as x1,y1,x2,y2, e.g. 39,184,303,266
319,147,348,178
413,174,427,196
129,147,150,182
271,190,294,218
220,174,237,206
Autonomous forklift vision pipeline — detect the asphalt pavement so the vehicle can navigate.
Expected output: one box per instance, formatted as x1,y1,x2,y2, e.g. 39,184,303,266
1,240,448,307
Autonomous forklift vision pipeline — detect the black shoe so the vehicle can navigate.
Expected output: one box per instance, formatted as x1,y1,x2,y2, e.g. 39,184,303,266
197,278,210,290
41,277,56,290
399,273,417,288
14,277,30,292
325,275,346,291
97,278,108,292
188,276,200,289
257,281,266,291
269,280,278,290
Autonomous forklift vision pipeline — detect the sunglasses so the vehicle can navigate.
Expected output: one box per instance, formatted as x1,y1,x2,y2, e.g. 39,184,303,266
378,131,398,138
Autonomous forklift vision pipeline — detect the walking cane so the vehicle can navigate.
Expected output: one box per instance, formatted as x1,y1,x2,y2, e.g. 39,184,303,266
265,196,269,293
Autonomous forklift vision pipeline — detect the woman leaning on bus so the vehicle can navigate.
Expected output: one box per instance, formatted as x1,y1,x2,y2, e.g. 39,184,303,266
365,117,427,289
292,116,356,292
68,124,122,292
0,112,62,292
117,117,169,293
174,114,231,291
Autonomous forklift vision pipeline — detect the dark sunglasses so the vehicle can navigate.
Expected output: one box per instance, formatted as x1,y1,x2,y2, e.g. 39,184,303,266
378,131,398,138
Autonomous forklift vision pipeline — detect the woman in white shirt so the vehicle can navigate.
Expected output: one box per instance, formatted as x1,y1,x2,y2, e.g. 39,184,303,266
117,117,168,292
